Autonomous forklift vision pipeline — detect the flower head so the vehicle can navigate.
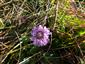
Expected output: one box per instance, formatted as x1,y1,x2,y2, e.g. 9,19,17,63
31,25,51,47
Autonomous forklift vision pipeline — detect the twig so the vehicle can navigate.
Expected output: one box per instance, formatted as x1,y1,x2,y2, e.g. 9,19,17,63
0,42,9,48
19,51,42,64
70,0,78,16
0,0,13,8
47,33,52,52
16,0,26,20
15,31,22,62
75,37,84,60
53,1,59,30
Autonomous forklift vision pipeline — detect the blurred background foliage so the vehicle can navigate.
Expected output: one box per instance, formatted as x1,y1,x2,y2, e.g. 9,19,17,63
0,0,85,64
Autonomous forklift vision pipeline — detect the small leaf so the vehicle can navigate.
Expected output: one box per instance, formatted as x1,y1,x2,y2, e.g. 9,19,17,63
79,31,85,36
19,57,30,64
0,18,4,29
51,0,55,5
78,28,85,36
79,58,85,64
30,46,39,54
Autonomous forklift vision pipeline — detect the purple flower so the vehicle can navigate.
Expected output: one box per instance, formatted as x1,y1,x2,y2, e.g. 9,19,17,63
31,25,51,47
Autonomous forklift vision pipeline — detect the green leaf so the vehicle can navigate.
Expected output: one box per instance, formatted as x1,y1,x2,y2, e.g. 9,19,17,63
0,18,5,29
30,46,39,54
20,35,28,44
19,58,30,64
51,0,55,5
79,58,85,64
79,31,85,36
78,28,85,36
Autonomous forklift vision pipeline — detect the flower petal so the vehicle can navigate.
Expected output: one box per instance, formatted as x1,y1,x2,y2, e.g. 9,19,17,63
31,27,37,36
44,26,51,35
42,38,49,45
37,25,44,32
44,33,49,39
31,25,51,47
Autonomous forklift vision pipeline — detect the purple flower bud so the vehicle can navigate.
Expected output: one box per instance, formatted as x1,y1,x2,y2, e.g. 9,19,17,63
31,25,51,47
